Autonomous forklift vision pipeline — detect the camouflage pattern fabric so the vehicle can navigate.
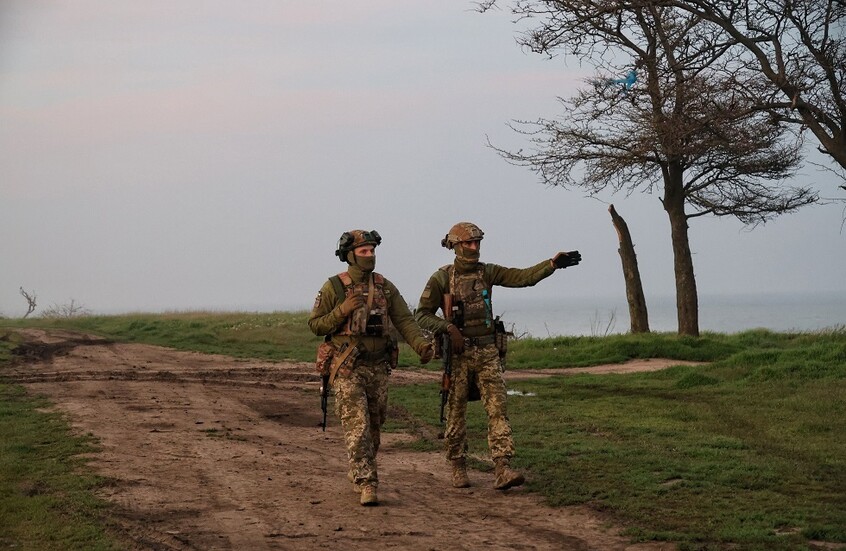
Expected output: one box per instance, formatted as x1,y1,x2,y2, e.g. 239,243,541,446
415,259,555,339
333,358,390,488
444,344,514,462
309,266,430,355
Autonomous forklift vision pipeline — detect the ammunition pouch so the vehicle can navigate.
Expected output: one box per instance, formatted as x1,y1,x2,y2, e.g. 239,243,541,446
452,300,465,329
316,341,335,376
494,318,511,369
389,340,399,373
330,343,361,382
364,312,384,336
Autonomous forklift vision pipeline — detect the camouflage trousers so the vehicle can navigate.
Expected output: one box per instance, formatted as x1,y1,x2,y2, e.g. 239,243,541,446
333,358,390,488
445,344,515,462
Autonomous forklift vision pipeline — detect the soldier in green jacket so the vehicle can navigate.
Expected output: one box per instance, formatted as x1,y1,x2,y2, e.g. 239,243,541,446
415,222,581,490
309,229,434,506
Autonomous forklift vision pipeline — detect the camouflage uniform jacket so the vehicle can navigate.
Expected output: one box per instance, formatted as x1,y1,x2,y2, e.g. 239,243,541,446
415,259,555,338
309,270,429,355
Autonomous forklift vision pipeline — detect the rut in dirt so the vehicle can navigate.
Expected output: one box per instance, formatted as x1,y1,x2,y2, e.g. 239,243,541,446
2,328,674,551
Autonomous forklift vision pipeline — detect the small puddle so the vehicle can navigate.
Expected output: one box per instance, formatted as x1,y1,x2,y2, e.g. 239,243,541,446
506,389,537,397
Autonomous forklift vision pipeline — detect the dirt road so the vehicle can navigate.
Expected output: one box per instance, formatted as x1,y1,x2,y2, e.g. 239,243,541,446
4,328,682,551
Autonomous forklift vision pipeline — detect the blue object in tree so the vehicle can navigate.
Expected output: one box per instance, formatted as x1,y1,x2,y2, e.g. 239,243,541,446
589,69,638,97
612,69,637,90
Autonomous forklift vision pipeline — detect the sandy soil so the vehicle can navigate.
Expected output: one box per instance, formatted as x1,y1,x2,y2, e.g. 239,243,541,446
2,328,692,551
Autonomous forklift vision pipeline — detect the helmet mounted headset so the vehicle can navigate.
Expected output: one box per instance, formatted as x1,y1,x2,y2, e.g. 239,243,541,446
335,230,382,262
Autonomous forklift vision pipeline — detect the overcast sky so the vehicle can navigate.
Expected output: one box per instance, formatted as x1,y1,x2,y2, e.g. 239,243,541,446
2,1,844,319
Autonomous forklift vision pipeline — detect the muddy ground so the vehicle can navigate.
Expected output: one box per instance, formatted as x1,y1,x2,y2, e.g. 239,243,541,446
3,328,690,551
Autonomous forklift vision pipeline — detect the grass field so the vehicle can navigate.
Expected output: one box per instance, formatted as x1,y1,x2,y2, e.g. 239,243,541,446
0,369,119,550
2,312,845,550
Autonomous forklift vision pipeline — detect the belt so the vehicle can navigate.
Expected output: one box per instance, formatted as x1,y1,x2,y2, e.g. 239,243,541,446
463,335,496,347
358,348,391,362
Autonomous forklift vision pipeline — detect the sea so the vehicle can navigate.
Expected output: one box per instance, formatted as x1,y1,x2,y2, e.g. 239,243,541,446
138,291,844,338
491,292,846,337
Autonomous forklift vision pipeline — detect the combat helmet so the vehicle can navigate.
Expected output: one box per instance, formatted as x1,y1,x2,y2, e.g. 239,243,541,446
441,222,484,250
335,230,382,262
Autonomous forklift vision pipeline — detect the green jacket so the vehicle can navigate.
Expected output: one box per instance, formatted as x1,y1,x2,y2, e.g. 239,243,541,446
415,259,556,337
308,269,429,355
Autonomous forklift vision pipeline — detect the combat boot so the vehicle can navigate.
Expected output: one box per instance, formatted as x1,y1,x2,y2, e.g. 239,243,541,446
493,458,525,490
451,458,471,488
359,484,378,506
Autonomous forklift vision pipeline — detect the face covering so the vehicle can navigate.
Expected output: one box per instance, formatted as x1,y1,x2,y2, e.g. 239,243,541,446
354,254,376,273
455,243,480,263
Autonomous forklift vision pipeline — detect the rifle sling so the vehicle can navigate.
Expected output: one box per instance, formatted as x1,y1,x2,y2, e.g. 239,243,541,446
365,272,375,313
329,342,358,386
327,273,374,387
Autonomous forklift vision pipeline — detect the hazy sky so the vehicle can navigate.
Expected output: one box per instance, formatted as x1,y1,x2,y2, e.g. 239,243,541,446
2,1,844,319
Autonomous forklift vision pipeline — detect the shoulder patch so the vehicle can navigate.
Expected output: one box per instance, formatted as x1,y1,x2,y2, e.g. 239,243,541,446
312,291,322,311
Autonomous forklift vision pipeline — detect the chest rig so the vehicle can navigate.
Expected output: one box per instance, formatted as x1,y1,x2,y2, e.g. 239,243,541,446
333,272,391,337
442,263,492,333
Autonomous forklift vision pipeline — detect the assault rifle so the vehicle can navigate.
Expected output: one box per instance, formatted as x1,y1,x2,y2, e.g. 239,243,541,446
320,373,330,431
439,330,452,425
439,293,456,426
318,341,357,431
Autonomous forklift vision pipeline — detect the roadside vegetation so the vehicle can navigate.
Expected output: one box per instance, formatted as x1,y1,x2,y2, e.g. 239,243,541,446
0,341,120,550
2,311,319,362
2,313,845,550
391,328,846,550
1,310,745,367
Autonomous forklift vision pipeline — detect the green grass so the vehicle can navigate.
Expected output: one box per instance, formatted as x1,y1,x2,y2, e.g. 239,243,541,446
0,311,433,366
2,311,321,362
390,328,846,550
2,315,845,550
0,312,754,369
0,350,122,549
505,330,745,367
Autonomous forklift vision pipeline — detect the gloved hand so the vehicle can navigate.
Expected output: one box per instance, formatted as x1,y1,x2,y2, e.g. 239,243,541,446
552,250,582,269
338,293,365,316
447,324,465,355
417,342,435,364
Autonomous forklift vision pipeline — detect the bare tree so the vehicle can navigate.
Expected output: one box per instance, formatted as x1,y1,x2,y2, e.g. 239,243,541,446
19,287,37,319
652,0,846,189
609,205,650,333
481,1,816,335
40,299,91,319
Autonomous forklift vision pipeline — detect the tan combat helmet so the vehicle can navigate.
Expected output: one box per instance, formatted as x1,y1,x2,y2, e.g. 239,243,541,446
441,222,484,249
335,230,382,262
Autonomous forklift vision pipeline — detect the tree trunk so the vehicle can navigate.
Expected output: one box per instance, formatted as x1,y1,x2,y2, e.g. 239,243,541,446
663,169,700,336
608,204,650,333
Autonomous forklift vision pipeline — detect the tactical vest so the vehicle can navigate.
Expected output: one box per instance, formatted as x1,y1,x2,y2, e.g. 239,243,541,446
332,272,391,337
442,263,493,333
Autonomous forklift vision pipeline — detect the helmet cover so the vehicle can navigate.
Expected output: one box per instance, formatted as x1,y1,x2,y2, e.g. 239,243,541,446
336,230,382,262
441,222,484,250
